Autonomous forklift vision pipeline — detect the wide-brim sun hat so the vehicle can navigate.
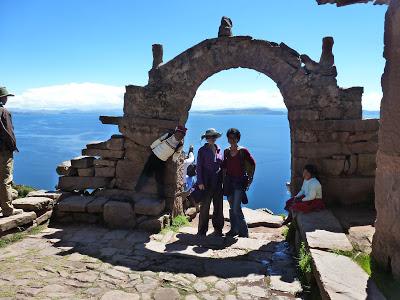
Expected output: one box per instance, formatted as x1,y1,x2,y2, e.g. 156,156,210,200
0,87,14,98
201,128,222,139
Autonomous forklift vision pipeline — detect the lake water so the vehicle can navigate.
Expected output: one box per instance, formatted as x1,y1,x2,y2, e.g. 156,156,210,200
11,110,379,214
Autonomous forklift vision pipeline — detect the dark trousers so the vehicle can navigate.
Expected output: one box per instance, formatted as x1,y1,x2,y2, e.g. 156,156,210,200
198,186,224,235
135,153,166,198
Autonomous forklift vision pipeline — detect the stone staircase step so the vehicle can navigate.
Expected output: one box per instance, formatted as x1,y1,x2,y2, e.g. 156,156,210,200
103,201,136,229
58,176,112,191
296,209,353,251
0,212,37,233
87,197,110,214
12,197,53,212
310,249,385,300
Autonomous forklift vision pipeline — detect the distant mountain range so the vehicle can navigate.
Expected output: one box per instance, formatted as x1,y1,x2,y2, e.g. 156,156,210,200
192,107,287,115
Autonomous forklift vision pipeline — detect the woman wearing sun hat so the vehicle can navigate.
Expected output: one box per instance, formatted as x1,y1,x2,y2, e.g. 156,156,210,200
196,128,224,236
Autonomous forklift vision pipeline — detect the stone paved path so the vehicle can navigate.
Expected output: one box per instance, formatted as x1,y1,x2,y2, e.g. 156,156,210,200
0,219,301,299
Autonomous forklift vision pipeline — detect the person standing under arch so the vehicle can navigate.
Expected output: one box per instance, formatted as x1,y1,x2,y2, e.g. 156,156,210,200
223,128,256,238
196,128,224,236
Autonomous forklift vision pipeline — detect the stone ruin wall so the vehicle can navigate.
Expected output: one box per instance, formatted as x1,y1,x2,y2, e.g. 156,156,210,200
54,25,379,227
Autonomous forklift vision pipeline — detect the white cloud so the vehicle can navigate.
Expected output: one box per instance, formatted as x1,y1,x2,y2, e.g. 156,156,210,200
6,82,382,112
191,89,285,111
8,82,124,111
362,91,382,111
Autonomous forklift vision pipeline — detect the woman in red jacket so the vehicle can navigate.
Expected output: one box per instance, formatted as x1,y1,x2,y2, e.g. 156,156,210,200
223,128,256,238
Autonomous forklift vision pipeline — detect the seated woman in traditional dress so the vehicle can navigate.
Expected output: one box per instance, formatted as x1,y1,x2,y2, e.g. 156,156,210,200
282,164,325,225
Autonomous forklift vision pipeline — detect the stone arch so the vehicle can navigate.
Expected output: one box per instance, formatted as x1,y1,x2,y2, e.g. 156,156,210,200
57,20,378,218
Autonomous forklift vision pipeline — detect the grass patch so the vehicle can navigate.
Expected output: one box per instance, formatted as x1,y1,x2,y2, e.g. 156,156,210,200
283,220,296,244
0,224,47,248
12,183,36,198
298,242,312,276
332,249,371,275
278,213,286,219
160,215,190,234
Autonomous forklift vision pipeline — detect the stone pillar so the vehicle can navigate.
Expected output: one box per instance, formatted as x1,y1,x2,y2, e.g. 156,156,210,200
152,44,163,68
319,36,334,67
372,0,400,278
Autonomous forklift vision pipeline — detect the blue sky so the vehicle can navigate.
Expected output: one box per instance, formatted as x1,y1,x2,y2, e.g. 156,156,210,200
0,0,387,110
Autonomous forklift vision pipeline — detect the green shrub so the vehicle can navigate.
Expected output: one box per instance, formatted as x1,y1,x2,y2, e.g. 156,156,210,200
12,184,36,198
298,242,312,275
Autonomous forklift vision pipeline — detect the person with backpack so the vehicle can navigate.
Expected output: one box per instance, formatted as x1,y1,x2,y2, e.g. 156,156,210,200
196,128,224,236
0,87,23,217
135,125,187,198
223,128,256,238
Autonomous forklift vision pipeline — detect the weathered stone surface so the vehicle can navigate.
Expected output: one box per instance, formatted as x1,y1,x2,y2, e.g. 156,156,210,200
0,212,37,232
35,210,53,225
296,210,353,251
154,287,180,300
82,148,124,159
57,195,95,213
56,160,77,176
12,197,53,211
86,197,110,214
135,198,165,216
70,156,96,168
26,190,62,200
101,290,140,300
77,167,95,177
137,215,169,233
95,167,115,177
310,249,385,300
103,201,136,228
87,135,124,151
94,159,117,167
93,189,135,202
321,177,375,205
58,176,112,191
357,153,376,176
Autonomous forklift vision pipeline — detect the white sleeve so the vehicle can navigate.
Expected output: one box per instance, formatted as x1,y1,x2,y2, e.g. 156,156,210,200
303,182,317,201
184,152,195,166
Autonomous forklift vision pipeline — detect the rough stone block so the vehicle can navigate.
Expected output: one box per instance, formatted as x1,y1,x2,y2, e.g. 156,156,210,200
94,159,118,167
296,210,353,251
93,189,135,202
321,158,345,176
87,135,124,151
357,153,376,176
103,201,136,229
294,142,350,158
86,197,110,214
95,167,115,178
348,132,378,143
12,197,53,212
310,249,385,300
70,156,96,168
77,167,95,177
56,161,77,176
27,190,63,201
58,176,112,191
288,110,319,121
35,210,53,225
137,215,169,233
82,148,124,159
134,198,165,216
57,195,95,212
0,212,37,233
321,177,375,205
348,141,378,154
